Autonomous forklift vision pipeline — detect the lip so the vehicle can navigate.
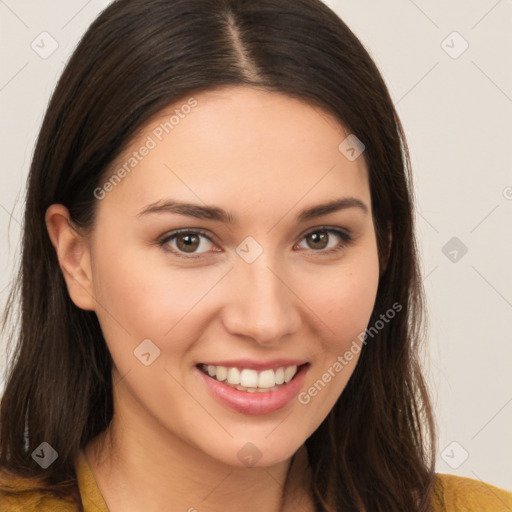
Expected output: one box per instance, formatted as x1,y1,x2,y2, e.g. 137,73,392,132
196,363,310,415
198,358,307,371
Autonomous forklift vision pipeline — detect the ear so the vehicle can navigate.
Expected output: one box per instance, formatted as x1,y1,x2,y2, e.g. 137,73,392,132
45,204,96,311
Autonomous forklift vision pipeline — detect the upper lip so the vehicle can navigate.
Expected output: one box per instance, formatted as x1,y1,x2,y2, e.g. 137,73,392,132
198,359,308,371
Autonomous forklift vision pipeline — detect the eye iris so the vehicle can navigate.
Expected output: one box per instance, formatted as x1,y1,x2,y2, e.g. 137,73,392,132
307,231,328,250
177,233,200,252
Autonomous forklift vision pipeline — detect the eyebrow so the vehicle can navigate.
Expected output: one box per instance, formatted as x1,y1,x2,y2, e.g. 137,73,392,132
136,197,368,223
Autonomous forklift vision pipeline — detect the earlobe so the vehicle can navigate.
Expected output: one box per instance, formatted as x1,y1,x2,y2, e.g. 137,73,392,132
45,204,96,311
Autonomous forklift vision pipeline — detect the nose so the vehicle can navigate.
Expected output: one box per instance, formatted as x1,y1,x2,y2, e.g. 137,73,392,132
221,253,301,346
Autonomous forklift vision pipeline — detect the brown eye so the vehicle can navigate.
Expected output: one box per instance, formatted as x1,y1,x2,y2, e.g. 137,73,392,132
160,230,215,257
297,227,352,254
305,230,329,250
176,233,201,253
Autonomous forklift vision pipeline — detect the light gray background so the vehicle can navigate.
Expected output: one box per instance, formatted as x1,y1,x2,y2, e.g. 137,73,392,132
1,0,511,489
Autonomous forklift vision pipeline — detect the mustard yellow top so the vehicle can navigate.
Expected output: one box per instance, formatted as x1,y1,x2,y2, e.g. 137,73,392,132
0,450,511,511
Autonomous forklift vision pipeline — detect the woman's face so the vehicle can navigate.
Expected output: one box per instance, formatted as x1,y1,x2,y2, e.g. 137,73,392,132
81,86,380,467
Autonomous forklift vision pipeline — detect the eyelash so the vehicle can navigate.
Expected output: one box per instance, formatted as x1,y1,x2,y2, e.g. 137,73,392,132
157,227,353,259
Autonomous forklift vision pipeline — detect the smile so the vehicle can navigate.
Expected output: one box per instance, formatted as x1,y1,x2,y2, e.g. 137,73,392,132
196,362,310,414
198,363,299,392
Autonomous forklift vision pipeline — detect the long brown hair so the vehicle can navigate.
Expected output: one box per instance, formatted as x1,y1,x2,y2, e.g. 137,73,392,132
0,0,436,510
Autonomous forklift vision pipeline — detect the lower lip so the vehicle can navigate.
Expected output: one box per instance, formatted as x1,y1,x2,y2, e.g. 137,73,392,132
197,365,309,415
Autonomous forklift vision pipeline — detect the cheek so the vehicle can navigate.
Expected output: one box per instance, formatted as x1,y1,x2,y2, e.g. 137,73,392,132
329,270,379,341
295,290,378,432
296,247,380,410
90,236,228,357
304,252,380,348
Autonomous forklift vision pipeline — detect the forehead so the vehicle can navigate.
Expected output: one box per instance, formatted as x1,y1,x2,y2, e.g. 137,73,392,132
96,86,370,223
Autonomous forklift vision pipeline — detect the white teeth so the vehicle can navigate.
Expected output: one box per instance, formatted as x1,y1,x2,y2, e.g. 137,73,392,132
284,366,297,383
258,369,276,389
201,364,300,390
215,366,227,381
274,367,285,385
240,369,258,388
227,367,240,385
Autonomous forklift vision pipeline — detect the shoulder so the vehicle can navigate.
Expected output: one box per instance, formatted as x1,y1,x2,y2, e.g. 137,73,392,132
0,470,76,512
432,473,512,512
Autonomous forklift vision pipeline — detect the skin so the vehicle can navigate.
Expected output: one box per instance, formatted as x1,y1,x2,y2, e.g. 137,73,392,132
46,86,381,512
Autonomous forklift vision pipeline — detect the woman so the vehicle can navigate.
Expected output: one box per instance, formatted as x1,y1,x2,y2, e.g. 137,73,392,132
1,0,510,511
